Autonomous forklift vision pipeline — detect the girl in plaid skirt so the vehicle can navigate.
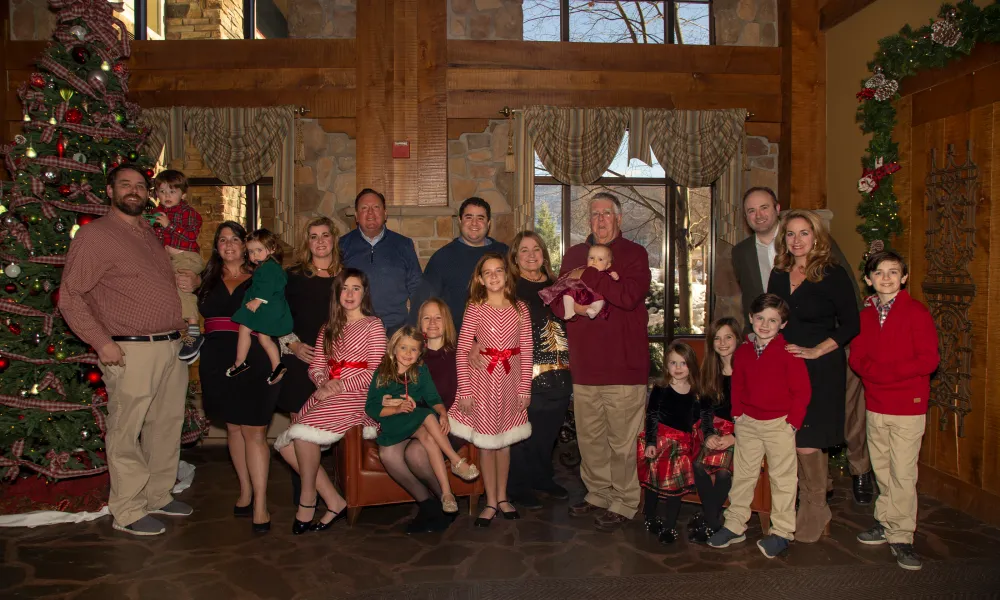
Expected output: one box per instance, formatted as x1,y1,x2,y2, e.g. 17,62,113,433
637,342,702,545
689,318,741,542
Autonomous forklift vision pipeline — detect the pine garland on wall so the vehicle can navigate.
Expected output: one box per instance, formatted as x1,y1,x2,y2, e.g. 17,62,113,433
855,0,1000,258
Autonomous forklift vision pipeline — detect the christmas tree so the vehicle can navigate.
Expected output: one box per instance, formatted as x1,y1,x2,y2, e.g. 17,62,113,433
0,0,155,481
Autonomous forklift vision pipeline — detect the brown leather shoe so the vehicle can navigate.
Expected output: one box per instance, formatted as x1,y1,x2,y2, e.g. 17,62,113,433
594,510,630,532
568,500,604,517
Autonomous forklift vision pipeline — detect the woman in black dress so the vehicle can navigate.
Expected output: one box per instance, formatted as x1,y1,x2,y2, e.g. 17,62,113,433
198,221,280,533
768,209,860,543
506,231,572,509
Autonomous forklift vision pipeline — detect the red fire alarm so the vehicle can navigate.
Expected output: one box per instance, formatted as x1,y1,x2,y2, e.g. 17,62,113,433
392,141,410,159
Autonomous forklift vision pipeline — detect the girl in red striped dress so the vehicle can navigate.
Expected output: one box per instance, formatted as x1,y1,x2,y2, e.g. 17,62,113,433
274,268,386,534
449,252,533,527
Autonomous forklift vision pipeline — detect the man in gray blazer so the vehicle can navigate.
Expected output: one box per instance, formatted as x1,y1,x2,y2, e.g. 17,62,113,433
731,187,874,505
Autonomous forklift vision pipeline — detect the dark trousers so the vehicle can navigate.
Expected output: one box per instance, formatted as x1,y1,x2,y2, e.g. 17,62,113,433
508,394,571,495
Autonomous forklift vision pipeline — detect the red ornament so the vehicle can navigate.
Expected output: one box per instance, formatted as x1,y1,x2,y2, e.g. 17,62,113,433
51,288,60,307
65,108,84,124
59,184,72,196
56,134,66,159
85,370,102,386
113,62,126,75
4,283,15,294
145,169,155,178
76,214,95,226
110,162,119,169
8,323,21,335
0,357,9,371
46,344,56,355
94,387,108,399
30,73,46,88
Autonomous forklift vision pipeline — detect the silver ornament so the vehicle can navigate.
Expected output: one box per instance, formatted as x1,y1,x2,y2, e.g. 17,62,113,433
42,280,51,292
46,81,56,90
69,25,87,41
14,135,26,145
2,215,16,227
72,153,87,164
86,70,108,87
3,263,20,278
80,429,91,440
41,166,59,182
54,221,66,233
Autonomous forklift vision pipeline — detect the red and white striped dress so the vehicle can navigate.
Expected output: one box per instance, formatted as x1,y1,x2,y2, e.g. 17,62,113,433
448,301,533,449
273,316,385,450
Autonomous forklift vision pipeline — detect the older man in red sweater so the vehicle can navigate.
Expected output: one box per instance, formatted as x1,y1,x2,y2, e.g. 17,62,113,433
559,192,651,532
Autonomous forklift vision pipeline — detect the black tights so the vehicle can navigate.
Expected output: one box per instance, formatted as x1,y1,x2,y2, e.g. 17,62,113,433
643,489,683,529
693,465,732,529
378,438,442,502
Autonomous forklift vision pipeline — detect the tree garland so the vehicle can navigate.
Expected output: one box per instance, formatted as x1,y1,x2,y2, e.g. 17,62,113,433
855,0,1000,259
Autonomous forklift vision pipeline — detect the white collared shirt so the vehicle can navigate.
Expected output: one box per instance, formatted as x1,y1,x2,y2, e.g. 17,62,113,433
360,226,386,247
755,233,776,291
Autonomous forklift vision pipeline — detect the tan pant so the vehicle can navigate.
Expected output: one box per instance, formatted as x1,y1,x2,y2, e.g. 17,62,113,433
573,384,646,519
101,337,188,527
723,415,798,540
867,411,925,544
844,346,870,475
170,250,204,322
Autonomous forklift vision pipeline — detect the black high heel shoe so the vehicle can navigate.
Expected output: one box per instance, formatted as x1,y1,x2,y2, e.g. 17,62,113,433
309,509,346,532
498,500,520,520
234,500,252,518
252,519,271,533
292,502,316,535
474,505,498,528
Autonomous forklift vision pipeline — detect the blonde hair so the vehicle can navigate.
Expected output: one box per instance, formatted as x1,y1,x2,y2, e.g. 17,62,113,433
773,209,838,283
375,326,424,387
417,298,457,352
290,216,341,278
467,252,519,310
508,230,555,281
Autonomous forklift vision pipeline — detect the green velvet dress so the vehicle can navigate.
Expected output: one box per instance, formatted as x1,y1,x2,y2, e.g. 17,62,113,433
365,364,443,446
231,257,293,337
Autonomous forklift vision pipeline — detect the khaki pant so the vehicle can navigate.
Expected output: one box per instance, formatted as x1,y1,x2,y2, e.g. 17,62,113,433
170,250,204,322
573,384,646,519
101,338,188,527
723,415,798,540
844,346,870,475
867,411,925,544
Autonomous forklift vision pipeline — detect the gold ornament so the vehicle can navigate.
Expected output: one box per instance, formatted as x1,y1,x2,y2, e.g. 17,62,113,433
59,89,74,102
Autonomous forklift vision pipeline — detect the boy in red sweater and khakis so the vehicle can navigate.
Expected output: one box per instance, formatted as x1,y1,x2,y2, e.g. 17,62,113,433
708,293,810,559
849,250,939,571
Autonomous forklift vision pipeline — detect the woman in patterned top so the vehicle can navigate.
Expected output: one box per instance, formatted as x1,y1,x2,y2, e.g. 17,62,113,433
274,268,386,535
448,253,533,527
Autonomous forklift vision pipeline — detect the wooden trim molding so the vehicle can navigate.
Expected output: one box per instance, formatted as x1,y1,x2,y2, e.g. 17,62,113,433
918,464,1000,528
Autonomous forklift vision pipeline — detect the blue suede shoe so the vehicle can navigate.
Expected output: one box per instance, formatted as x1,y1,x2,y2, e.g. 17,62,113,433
757,534,790,558
707,527,746,548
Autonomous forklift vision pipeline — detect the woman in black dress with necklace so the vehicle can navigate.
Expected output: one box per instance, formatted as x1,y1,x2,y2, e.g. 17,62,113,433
198,221,281,533
768,209,859,543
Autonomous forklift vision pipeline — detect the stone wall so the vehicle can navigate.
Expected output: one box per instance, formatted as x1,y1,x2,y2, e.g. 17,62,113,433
295,119,356,239
9,0,55,40
714,0,778,47
448,0,523,40
165,0,244,40
448,119,516,247
287,0,356,38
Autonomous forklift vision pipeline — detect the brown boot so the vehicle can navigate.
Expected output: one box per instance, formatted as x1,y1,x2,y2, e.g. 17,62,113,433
795,451,832,543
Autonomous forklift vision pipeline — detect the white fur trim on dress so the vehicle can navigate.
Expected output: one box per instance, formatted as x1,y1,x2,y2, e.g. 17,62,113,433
273,424,345,451
362,425,378,440
448,419,532,450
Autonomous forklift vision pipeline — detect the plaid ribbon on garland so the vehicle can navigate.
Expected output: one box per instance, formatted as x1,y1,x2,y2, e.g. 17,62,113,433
0,349,101,366
0,300,57,334
0,439,108,481
0,251,72,266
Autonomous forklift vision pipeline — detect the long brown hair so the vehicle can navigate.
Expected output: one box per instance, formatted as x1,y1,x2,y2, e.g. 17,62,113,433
375,326,424,387
247,228,284,265
701,317,742,406
773,209,838,283
663,341,702,398
417,298,457,352
508,230,555,282
467,252,520,312
290,216,341,278
322,268,375,357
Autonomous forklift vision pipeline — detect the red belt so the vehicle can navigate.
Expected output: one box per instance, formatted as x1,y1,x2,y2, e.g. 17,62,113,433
204,317,241,334
329,360,368,380
481,347,520,374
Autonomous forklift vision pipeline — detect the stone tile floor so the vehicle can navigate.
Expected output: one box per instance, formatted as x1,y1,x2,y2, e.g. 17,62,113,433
3,445,1000,599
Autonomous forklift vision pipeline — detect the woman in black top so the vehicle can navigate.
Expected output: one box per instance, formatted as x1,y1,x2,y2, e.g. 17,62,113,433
506,232,572,509
198,221,280,532
768,209,860,543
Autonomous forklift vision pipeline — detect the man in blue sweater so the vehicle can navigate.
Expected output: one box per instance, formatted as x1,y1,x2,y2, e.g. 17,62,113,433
415,197,509,331
339,189,422,337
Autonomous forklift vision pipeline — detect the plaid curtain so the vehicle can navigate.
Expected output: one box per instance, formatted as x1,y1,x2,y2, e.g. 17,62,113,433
524,106,629,185
642,108,746,188
137,107,185,164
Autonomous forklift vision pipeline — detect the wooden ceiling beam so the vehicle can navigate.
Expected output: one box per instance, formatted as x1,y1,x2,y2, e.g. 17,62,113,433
819,0,878,31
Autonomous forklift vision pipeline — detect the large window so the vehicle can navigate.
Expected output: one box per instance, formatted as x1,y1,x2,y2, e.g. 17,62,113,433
131,0,289,40
524,0,713,45
534,135,714,379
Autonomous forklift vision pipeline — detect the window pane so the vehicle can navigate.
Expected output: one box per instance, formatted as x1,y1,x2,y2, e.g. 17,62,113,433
603,131,666,178
534,185,564,273
535,153,551,177
672,186,712,335
256,0,289,39
649,341,665,380
569,185,665,336
569,1,665,44
675,1,711,45
524,0,562,41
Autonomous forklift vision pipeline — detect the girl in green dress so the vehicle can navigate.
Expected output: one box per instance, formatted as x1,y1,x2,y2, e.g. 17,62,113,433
366,326,480,514
229,229,294,385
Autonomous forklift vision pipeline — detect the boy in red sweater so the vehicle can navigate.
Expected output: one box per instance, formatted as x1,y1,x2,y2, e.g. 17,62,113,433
708,293,810,559
849,250,939,571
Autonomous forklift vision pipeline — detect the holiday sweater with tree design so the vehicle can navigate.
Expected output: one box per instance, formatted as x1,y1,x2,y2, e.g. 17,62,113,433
516,277,572,401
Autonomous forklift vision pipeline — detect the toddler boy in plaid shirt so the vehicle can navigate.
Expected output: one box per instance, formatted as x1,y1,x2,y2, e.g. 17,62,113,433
152,170,204,363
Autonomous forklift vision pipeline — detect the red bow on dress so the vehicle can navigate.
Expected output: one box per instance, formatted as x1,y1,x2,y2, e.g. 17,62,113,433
328,360,368,380
480,348,521,374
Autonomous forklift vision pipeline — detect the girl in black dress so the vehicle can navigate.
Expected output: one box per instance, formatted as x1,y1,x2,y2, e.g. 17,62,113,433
690,317,741,542
768,209,860,543
197,221,280,533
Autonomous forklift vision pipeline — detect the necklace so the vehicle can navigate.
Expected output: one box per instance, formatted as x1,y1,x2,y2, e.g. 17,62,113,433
522,272,546,283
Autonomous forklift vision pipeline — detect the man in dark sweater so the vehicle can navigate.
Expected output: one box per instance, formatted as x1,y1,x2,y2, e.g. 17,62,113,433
339,189,422,337
560,192,651,532
415,197,509,331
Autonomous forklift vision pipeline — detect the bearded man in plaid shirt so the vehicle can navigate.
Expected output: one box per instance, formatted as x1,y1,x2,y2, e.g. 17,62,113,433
151,170,204,363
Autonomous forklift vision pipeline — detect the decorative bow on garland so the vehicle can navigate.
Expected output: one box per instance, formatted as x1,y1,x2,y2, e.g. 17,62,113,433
858,157,901,194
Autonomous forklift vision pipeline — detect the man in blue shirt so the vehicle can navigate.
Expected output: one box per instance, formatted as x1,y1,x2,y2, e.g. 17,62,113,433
339,189,422,337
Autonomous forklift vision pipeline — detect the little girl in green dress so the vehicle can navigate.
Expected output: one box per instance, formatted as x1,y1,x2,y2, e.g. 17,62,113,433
228,229,293,385
366,326,480,514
